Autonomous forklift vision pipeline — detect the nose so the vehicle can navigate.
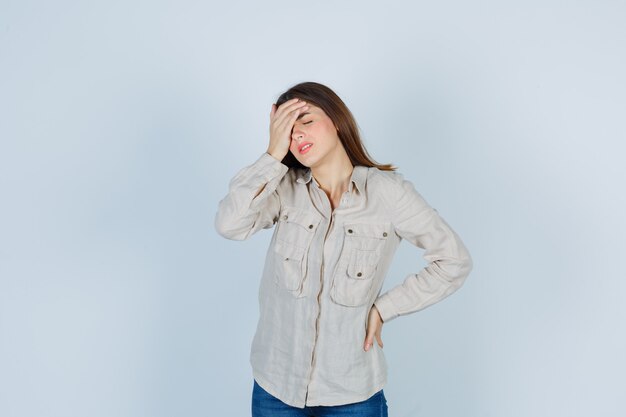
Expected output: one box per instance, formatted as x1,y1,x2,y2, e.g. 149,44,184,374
291,128,304,142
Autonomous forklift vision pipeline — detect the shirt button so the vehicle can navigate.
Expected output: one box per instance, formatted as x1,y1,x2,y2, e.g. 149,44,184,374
282,215,288,220
357,272,362,277
383,232,387,237
347,229,353,234
309,224,314,229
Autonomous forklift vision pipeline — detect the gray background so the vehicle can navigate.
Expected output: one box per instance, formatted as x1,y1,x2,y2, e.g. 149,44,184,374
1,1,624,416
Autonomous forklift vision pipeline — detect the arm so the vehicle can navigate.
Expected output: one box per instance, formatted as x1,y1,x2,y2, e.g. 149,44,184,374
214,152,289,240
373,173,473,323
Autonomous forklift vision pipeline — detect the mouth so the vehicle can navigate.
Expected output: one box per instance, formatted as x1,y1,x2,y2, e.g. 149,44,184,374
298,142,314,154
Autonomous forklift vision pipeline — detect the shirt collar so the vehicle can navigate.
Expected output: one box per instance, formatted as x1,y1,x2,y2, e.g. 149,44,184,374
296,165,367,194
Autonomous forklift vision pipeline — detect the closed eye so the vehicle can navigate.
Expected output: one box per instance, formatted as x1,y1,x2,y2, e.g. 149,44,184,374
303,121,313,125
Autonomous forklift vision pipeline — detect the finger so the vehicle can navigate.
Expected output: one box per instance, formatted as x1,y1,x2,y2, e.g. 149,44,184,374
273,98,301,118
275,99,308,123
364,330,374,351
271,105,298,131
288,106,310,130
270,99,296,123
270,103,276,117
376,333,384,348
276,106,307,134
277,97,302,111
275,105,307,132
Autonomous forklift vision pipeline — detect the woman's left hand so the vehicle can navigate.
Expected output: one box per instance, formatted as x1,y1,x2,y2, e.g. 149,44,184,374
364,305,384,351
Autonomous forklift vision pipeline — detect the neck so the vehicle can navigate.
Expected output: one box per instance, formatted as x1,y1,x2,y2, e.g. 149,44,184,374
310,153,354,195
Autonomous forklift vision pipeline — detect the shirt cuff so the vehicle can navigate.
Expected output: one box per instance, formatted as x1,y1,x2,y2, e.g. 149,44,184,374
247,152,289,210
374,293,400,323
256,152,289,176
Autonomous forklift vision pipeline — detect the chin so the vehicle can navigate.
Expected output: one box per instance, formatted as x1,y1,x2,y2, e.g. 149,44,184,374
292,152,311,167
297,159,312,168
294,148,323,168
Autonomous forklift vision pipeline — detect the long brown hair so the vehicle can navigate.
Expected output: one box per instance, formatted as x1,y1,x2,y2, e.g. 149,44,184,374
275,81,397,171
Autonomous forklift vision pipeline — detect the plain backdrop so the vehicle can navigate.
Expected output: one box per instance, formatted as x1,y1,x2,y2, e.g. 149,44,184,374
1,1,625,416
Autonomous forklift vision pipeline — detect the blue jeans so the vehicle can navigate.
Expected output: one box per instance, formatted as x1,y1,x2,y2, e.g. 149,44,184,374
251,379,389,417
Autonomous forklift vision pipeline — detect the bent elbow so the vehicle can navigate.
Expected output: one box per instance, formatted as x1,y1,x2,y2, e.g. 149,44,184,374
214,212,248,241
215,225,243,241
453,250,473,289
436,250,473,290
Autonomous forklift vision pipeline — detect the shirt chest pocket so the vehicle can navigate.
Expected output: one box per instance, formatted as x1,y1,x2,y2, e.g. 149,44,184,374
272,206,322,296
330,223,390,307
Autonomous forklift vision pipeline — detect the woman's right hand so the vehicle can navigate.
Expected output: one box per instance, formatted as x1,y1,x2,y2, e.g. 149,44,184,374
267,98,309,161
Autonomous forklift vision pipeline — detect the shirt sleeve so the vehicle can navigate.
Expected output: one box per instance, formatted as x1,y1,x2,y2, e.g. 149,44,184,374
214,152,289,240
373,172,473,323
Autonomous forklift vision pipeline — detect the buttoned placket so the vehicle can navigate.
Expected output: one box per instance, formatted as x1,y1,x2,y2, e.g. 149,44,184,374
303,177,353,404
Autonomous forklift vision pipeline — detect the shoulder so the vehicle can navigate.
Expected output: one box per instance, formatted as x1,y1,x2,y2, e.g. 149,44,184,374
366,166,409,196
367,166,432,213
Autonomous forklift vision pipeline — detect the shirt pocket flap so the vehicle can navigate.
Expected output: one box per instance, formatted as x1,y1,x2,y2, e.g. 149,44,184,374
280,205,322,233
343,223,390,239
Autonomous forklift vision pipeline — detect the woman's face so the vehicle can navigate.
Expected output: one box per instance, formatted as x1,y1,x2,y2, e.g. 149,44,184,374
289,104,342,168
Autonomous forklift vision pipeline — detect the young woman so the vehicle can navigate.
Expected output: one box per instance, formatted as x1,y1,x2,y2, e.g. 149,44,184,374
215,81,473,417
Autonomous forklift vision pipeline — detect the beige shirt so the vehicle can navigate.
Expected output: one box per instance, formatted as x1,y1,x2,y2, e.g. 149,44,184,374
214,151,473,408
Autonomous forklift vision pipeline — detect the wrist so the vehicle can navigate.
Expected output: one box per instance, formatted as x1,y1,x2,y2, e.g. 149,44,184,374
266,150,285,162
373,305,384,323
